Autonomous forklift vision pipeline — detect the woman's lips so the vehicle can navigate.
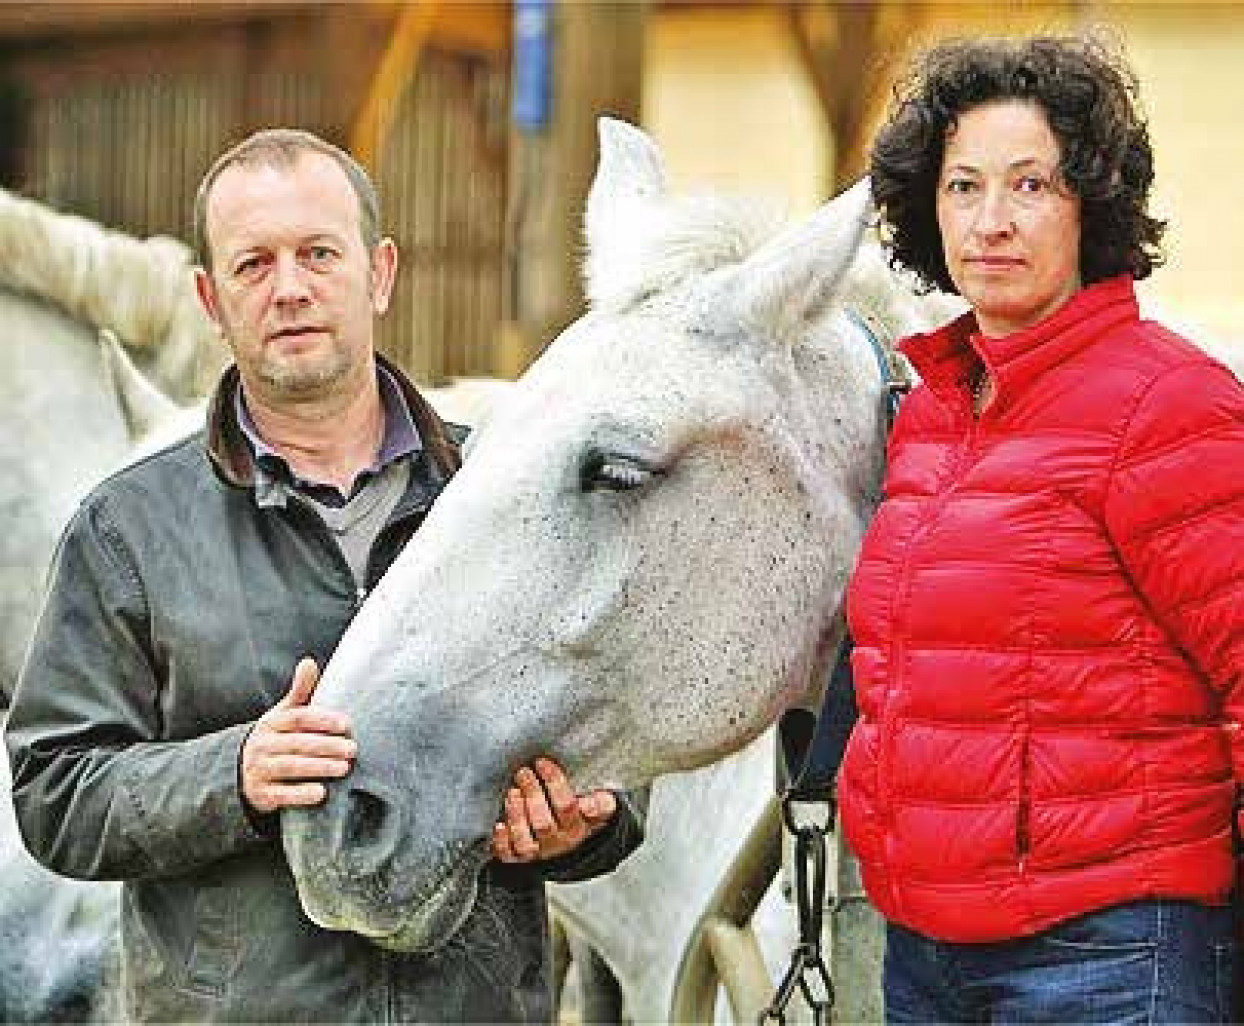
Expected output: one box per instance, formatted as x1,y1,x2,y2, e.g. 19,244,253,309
965,256,1025,269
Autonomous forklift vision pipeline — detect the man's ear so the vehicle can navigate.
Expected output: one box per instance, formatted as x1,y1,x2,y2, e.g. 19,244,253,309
194,267,223,327
370,238,398,316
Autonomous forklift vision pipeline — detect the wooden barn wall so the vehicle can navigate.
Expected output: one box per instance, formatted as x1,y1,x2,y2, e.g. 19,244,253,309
2,22,507,386
23,71,327,245
374,49,507,384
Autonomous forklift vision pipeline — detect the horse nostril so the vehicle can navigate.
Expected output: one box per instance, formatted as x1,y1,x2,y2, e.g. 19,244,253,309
336,785,403,869
344,788,388,849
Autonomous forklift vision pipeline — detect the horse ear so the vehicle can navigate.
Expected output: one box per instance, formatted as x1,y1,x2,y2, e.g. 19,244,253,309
583,118,669,306
98,327,181,443
586,118,668,219
717,177,874,347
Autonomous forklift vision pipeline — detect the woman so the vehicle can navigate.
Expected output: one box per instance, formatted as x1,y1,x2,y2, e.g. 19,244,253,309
839,34,1244,1023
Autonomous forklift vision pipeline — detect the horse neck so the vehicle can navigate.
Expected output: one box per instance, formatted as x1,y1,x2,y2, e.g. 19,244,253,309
797,305,895,473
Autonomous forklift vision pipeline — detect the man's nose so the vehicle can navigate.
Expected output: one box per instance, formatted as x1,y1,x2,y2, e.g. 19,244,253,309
272,252,311,306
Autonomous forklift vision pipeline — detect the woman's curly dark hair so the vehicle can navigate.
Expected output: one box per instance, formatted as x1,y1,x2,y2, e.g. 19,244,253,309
870,34,1166,293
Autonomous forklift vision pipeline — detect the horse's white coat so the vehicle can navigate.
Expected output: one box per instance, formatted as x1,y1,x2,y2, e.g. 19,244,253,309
0,294,132,697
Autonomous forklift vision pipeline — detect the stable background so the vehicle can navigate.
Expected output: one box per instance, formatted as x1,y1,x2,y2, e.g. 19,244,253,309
0,0,1238,389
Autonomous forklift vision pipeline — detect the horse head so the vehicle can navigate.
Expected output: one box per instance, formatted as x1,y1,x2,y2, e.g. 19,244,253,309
283,120,921,952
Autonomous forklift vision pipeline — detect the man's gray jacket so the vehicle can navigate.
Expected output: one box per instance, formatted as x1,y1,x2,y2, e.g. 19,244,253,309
4,360,643,1023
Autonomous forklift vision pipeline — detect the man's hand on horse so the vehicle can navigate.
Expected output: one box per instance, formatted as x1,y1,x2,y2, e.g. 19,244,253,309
490,757,616,863
241,657,357,815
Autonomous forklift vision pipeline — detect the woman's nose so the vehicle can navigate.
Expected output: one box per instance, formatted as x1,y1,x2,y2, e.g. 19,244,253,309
972,187,1015,240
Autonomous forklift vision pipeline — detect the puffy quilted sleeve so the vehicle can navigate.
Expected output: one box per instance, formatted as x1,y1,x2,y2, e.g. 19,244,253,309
1103,357,1244,778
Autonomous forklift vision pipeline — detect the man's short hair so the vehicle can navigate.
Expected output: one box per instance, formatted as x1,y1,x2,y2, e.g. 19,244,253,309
194,128,381,268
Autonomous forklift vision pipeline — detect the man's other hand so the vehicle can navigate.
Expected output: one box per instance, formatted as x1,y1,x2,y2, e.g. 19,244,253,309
490,757,616,863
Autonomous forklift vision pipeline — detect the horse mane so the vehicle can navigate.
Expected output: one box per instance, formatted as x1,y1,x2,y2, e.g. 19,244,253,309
584,192,788,314
0,187,220,398
583,185,965,359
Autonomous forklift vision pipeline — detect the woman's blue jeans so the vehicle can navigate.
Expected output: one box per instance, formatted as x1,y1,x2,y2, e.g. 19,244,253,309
884,899,1236,1024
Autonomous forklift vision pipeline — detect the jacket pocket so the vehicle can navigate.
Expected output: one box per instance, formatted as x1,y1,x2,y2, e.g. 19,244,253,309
180,880,240,999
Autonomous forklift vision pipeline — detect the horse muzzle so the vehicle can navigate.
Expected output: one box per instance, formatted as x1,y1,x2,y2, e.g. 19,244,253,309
283,772,487,953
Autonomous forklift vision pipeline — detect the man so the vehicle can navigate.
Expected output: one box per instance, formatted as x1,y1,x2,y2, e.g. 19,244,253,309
4,129,641,1022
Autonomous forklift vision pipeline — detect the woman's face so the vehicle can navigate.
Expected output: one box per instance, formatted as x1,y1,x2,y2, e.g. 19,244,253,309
936,100,1082,338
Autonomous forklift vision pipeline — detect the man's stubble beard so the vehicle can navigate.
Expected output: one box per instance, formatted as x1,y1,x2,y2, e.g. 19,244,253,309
252,342,355,401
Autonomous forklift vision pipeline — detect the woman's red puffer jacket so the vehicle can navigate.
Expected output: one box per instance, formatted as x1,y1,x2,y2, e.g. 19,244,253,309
840,276,1244,943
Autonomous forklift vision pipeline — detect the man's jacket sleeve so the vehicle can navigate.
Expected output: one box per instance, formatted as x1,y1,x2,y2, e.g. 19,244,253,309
1102,359,1244,779
489,788,647,888
533,788,647,884
3,499,268,881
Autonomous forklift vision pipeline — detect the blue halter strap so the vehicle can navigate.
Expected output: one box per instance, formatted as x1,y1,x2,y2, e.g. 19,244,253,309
845,308,910,430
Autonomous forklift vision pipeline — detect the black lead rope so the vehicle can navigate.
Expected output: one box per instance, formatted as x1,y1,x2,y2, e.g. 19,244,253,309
758,818,835,1023
760,645,858,1024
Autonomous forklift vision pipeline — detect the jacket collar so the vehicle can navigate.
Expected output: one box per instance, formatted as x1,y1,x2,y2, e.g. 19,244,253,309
900,276,1140,409
206,353,462,491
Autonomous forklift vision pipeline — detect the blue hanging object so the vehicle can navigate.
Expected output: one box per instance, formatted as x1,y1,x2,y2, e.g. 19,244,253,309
512,0,552,131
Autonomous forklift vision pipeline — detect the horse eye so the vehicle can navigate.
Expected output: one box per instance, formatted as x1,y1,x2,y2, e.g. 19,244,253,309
581,452,659,492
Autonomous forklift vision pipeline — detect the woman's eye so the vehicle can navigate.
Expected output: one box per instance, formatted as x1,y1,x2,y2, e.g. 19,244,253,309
944,178,976,195
306,245,336,265
1016,175,1047,194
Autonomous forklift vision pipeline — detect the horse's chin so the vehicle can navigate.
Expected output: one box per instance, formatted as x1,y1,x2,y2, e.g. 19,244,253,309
368,864,480,954
300,851,483,955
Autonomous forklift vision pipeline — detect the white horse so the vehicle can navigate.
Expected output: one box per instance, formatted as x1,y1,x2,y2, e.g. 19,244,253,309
0,186,220,402
0,186,220,704
281,119,927,985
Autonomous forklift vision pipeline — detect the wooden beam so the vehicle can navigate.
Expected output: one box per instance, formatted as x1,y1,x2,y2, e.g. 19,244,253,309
0,1,330,39
500,0,647,376
785,1,884,191
430,3,508,55
350,1,440,169
348,2,508,170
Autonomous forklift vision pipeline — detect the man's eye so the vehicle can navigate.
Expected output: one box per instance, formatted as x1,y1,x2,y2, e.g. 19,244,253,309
234,256,266,281
306,246,336,265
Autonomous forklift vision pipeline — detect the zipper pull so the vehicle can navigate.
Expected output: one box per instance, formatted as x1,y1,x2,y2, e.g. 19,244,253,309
354,585,368,611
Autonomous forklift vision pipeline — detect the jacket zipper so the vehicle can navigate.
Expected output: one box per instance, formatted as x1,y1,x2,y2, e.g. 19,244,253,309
1017,732,1031,873
883,404,980,910
285,497,360,605
382,948,395,1024
357,500,434,608
286,495,429,617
